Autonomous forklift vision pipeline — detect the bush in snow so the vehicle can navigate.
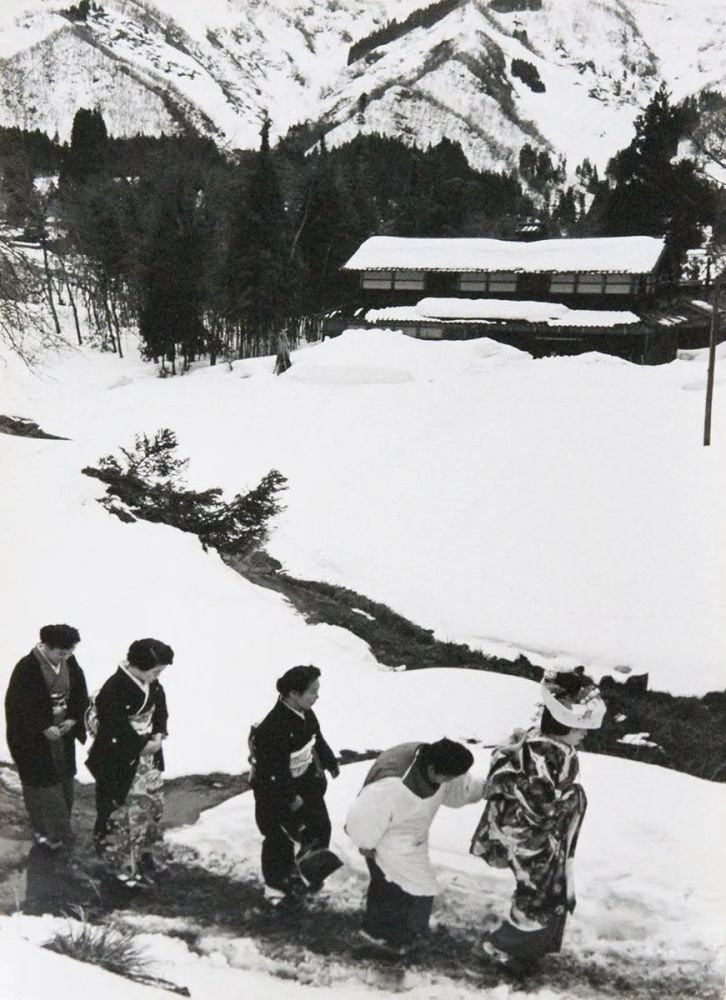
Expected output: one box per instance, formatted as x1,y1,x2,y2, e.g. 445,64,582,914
83,429,288,556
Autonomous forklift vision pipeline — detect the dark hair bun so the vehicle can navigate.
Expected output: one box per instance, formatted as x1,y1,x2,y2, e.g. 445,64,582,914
127,639,159,672
553,666,595,696
39,624,80,649
276,665,321,697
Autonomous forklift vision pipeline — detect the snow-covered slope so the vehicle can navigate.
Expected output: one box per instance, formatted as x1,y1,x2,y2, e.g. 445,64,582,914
1,323,724,699
0,0,724,169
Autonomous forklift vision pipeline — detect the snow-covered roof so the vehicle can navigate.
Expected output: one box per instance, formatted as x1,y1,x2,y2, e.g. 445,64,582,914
367,298,641,328
344,236,666,275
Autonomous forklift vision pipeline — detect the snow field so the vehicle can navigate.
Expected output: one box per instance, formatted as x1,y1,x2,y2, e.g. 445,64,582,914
1,326,724,710
0,322,724,998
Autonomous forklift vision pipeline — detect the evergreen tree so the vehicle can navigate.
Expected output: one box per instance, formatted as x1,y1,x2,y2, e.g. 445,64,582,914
601,84,715,266
237,116,292,344
295,139,351,311
138,167,208,372
61,107,109,187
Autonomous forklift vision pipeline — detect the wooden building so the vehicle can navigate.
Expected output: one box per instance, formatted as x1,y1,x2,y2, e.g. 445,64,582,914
337,235,682,364
342,235,668,308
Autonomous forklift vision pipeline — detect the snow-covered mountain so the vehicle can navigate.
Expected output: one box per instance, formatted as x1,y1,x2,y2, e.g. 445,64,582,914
0,0,725,170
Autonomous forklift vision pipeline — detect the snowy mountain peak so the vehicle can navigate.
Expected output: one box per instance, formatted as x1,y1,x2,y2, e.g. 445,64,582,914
0,0,724,169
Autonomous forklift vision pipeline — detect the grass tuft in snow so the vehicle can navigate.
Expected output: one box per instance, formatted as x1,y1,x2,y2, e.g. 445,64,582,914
44,907,149,977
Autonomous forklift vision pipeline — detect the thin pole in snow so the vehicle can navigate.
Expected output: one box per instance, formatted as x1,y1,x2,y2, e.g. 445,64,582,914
704,276,725,446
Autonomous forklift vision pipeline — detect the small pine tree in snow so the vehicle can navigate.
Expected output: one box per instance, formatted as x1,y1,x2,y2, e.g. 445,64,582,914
83,430,287,556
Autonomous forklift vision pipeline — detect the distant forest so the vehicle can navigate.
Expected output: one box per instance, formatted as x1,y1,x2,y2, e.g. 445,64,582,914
0,84,721,370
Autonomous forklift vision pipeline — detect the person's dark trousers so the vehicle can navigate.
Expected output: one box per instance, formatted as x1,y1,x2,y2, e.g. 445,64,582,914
254,772,332,890
93,781,118,844
21,779,74,847
363,858,434,948
289,772,331,856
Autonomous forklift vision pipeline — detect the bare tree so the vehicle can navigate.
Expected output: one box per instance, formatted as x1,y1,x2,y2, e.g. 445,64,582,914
688,93,726,182
0,231,61,365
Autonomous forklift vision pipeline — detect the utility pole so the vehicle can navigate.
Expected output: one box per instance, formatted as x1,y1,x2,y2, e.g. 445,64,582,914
703,274,725,446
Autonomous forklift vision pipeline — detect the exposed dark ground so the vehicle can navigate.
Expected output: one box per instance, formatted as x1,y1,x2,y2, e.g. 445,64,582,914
226,550,726,782
0,765,246,913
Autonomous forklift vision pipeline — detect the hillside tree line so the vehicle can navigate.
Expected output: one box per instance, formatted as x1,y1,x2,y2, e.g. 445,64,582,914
0,83,722,371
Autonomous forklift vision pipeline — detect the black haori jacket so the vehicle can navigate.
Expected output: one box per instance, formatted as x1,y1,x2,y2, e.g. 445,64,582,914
86,667,168,806
252,700,338,808
5,651,89,787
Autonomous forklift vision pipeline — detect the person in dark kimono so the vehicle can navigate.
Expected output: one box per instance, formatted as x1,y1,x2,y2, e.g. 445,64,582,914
5,624,88,851
250,665,339,903
86,637,173,889
470,667,606,967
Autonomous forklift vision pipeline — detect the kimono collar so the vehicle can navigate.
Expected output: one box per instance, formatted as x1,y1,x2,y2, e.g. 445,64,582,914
34,644,62,676
279,697,305,720
120,661,150,694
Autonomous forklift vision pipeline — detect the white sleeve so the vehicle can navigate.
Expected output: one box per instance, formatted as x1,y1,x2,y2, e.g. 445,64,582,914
345,782,396,850
442,772,486,808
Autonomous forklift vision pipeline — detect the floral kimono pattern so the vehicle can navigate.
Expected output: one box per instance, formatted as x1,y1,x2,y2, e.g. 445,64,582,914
100,703,166,884
470,728,586,958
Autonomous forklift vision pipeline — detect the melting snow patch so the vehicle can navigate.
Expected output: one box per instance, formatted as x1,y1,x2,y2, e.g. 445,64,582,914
618,733,659,748
351,607,375,620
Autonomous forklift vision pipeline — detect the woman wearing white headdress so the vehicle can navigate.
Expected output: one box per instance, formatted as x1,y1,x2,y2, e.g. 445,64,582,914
470,666,606,967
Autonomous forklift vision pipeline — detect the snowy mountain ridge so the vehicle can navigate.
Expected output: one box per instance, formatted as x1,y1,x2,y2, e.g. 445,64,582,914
0,0,725,171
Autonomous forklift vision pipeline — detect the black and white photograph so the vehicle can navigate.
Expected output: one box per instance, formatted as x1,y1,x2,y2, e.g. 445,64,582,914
0,1,724,998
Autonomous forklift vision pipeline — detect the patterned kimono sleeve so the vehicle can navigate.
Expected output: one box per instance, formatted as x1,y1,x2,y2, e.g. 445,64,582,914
471,732,571,864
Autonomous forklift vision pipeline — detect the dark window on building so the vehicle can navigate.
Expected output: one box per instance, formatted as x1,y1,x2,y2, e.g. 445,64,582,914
361,270,394,290
393,270,425,290
604,274,633,295
576,275,605,295
517,273,550,298
550,273,577,294
459,274,489,293
428,272,459,295
488,271,517,293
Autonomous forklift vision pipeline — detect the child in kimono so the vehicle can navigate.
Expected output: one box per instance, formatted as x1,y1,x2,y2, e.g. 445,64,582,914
470,667,606,966
87,638,173,888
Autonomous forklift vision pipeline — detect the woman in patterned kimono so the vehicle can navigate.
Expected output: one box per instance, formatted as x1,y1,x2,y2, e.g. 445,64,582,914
470,667,606,966
86,638,173,889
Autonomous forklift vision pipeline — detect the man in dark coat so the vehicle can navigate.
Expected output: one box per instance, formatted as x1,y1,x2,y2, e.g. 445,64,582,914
5,624,89,850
